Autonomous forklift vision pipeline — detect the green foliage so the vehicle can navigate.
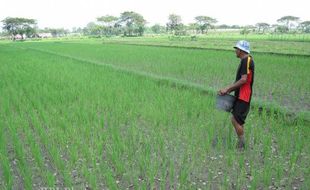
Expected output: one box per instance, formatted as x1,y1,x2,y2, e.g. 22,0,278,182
1,17,37,40
83,22,102,36
240,27,251,35
97,15,118,24
151,24,165,34
274,25,289,33
97,15,119,37
299,21,310,33
255,23,270,34
167,14,185,35
119,11,146,36
39,27,69,37
277,16,300,32
194,16,217,34
0,41,308,189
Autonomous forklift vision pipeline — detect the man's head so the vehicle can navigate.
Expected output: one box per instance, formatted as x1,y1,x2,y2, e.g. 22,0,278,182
234,40,250,58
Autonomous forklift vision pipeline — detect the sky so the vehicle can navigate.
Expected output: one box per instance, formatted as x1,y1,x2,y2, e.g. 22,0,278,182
1,0,309,30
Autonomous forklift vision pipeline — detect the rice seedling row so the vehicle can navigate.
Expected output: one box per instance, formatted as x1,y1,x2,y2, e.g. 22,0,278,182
13,42,310,114
0,43,308,189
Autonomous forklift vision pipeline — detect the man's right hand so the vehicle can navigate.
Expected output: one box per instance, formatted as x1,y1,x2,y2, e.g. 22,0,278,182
218,88,228,95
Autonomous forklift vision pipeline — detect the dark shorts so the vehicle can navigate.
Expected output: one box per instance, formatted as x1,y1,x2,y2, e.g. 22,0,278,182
232,99,250,125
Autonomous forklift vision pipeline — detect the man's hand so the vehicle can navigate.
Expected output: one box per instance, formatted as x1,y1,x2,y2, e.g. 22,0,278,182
218,88,229,95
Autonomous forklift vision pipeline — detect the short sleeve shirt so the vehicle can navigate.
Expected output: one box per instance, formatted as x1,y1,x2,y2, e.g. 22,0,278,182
234,56,255,103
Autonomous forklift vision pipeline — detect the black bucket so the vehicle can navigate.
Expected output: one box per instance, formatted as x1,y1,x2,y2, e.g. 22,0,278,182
216,94,236,112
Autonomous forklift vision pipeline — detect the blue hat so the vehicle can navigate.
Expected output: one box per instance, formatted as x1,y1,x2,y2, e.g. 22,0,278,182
234,40,250,54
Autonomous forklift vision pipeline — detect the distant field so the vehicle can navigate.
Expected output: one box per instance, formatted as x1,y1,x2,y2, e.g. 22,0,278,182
101,35,310,56
195,31,310,42
3,33,310,55
0,40,309,189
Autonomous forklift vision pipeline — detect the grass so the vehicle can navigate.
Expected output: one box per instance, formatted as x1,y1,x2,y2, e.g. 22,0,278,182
10,33,310,55
0,40,309,189
11,41,310,114
100,35,310,56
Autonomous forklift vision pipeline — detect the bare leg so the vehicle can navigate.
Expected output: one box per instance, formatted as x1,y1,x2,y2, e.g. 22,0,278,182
231,116,245,149
231,116,244,136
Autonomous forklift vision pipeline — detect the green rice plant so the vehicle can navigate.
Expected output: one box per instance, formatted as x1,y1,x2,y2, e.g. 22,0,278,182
6,119,32,190
45,171,56,187
13,41,310,113
0,129,13,189
101,163,118,189
0,40,308,189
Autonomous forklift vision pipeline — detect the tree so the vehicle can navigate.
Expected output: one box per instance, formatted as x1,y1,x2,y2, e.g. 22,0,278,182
72,27,83,34
50,28,69,37
277,16,300,31
2,17,37,40
273,24,289,33
97,15,118,36
194,16,217,34
255,22,270,34
83,22,102,36
240,27,251,35
231,25,241,29
38,27,68,37
118,11,146,36
217,24,230,29
299,21,310,33
151,24,165,34
188,23,199,34
97,15,118,26
166,14,184,35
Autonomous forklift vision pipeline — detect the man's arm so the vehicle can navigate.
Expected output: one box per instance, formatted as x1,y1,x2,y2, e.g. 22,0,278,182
218,74,247,95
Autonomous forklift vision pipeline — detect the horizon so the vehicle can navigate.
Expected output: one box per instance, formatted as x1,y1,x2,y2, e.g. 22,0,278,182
1,0,309,30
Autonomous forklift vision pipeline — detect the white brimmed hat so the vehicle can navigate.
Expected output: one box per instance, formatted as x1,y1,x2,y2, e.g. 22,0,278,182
234,40,250,54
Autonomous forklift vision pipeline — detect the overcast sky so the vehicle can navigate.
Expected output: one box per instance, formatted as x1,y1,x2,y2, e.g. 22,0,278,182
1,0,309,29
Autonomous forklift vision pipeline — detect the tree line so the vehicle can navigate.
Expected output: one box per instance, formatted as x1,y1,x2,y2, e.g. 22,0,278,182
1,12,310,40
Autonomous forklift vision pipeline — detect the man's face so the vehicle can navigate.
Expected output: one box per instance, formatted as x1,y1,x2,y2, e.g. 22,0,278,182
235,48,241,58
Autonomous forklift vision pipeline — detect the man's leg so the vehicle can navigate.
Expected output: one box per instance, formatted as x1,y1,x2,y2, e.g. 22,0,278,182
231,116,245,149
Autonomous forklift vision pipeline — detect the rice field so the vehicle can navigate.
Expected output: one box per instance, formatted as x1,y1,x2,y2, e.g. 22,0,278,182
101,35,310,56
0,40,309,189
13,41,310,113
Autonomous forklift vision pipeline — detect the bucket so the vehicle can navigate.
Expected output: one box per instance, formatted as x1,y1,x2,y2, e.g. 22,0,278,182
216,94,236,112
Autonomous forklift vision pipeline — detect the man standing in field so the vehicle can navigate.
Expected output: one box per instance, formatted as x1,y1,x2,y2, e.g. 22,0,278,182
218,40,255,150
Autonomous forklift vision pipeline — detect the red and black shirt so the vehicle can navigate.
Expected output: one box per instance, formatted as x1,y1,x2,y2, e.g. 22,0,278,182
234,56,255,103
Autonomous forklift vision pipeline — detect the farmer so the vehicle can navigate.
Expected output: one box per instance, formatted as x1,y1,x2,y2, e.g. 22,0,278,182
218,40,255,150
